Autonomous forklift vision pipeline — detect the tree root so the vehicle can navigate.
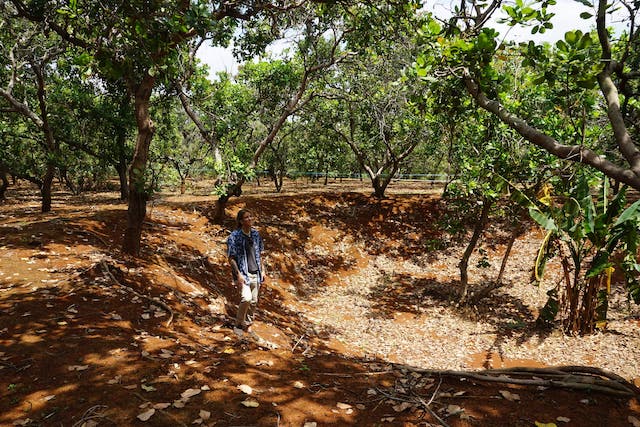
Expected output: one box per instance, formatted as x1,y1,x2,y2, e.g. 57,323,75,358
100,260,174,327
71,405,110,427
393,363,639,397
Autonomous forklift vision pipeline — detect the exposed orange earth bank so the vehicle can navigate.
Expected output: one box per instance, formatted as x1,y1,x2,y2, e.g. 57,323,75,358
1,179,639,426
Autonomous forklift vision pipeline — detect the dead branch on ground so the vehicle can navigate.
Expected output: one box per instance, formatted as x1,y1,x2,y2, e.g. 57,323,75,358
100,260,174,327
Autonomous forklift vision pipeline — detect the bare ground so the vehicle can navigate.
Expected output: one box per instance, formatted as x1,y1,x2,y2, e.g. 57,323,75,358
1,179,639,426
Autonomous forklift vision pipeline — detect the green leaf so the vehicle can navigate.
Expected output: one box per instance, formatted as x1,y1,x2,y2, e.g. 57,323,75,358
583,194,595,235
529,207,558,231
613,199,640,227
564,31,578,44
504,5,517,19
427,19,441,35
586,250,611,278
578,33,593,49
579,12,593,19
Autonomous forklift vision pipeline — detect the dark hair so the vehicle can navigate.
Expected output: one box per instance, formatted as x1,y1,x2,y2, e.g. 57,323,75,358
236,209,251,229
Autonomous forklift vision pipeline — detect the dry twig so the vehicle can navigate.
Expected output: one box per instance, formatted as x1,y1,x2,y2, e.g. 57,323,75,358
71,405,109,427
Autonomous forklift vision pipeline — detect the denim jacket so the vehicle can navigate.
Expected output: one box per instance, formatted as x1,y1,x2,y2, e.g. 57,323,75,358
227,228,264,283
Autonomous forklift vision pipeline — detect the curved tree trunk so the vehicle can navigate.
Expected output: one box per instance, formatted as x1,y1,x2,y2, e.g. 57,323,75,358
213,182,242,224
459,197,493,302
122,76,155,256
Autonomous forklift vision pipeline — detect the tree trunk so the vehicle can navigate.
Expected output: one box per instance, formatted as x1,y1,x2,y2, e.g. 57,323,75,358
213,182,242,224
274,172,283,192
41,163,55,213
371,175,385,198
496,231,517,284
122,76,155,256
459,198,493,302
213,194,230,225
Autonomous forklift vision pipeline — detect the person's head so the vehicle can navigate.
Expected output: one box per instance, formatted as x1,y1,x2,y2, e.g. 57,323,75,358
236,209,253,229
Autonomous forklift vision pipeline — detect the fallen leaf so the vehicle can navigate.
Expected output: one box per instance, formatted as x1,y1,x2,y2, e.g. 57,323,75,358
392,402,412,412
556,417,571,423
446,404,464,416
498,390,520,401
629,416,640,427
303,422,317,427
181,388,202,399
356,404,366,410
336,402,352,410
293,381,305,389
380,417,395,423
173,400,186,408
223,347,235,354
153,403,171,409
237,384,253,395
137,408,155,421
192,419,203,425
68,365,89,371
141,384,156,392
43,395,55,401
256,360,273,366
200,385,210,391
199,410,210,420
241,399,259,407
454,391,467,396
534,422,557,427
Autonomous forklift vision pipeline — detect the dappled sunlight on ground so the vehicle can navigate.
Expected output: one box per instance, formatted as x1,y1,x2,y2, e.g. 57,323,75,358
0,180,639,426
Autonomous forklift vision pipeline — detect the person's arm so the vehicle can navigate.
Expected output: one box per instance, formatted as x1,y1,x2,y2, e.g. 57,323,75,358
229,256,245,285
260,258,266,282
227,233,244,285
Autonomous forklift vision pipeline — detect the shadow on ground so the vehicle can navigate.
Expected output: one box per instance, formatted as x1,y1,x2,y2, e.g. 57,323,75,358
0,185,638,426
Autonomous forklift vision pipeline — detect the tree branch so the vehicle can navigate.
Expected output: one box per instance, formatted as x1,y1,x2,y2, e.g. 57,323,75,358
462,73,640,190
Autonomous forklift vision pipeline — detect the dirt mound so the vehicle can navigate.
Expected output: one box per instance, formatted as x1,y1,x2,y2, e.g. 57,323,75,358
1,183,639,426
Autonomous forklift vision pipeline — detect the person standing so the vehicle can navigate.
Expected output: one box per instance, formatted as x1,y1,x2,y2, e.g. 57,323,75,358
227,209,265,332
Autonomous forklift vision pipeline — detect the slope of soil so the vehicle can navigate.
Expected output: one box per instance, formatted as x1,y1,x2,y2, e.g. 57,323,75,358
1,180,639,426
